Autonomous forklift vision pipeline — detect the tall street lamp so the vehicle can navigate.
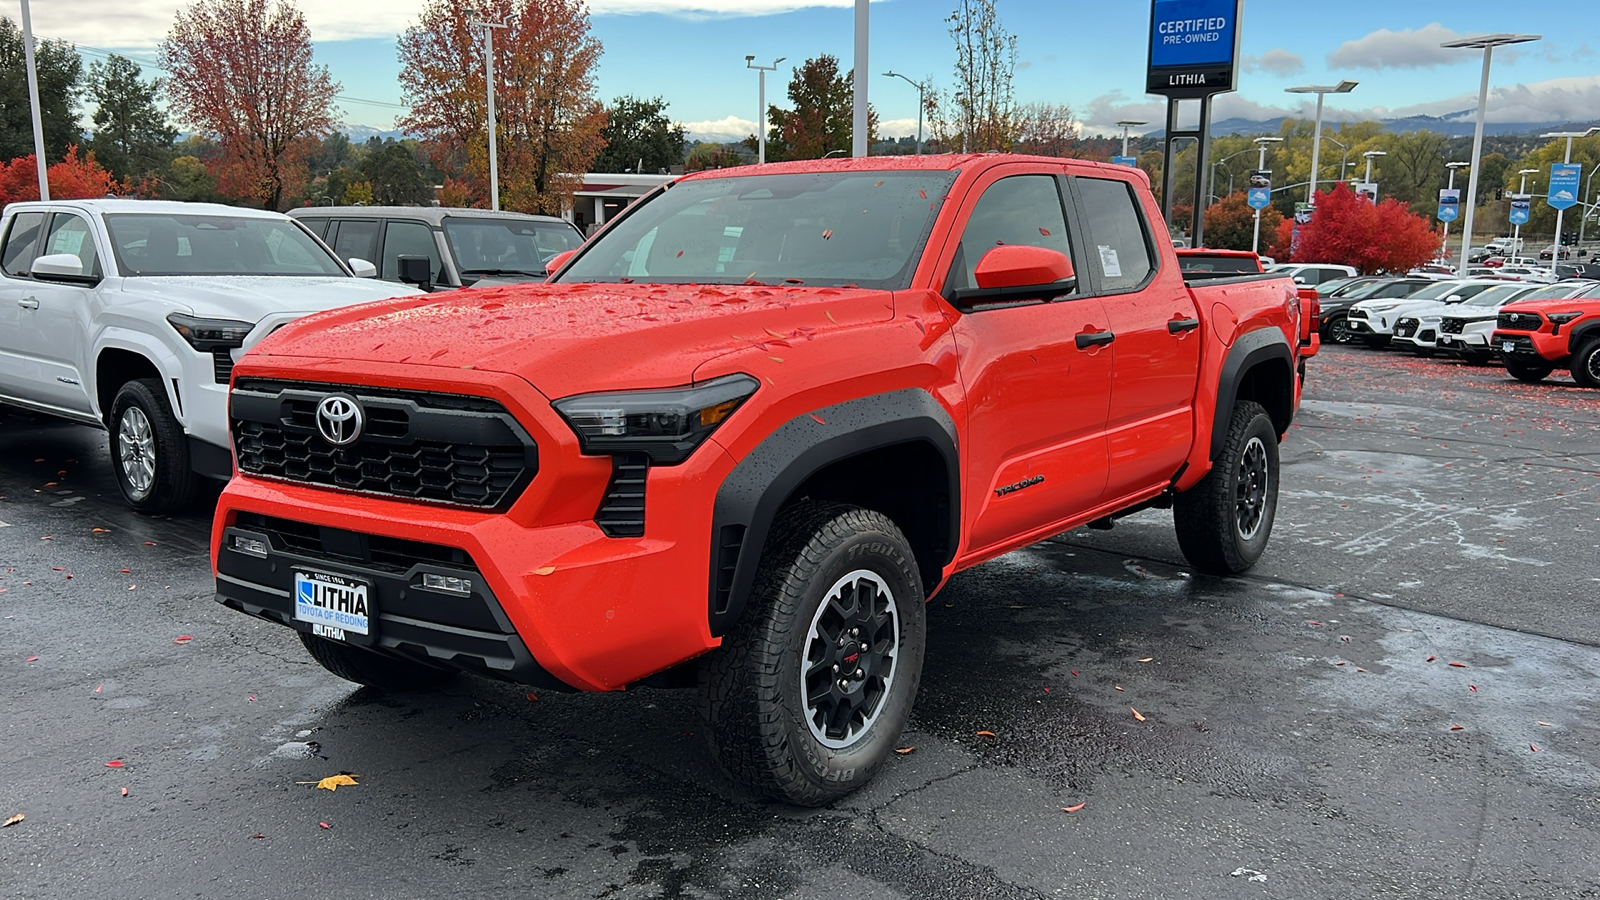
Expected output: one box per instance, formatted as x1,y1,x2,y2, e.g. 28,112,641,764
1322,135,1351,183
1441,33,1541,276
1362,150,1387,195
469,18,508,211
1514,167,1538,254
1285,80,1358,205
1540,127,1600,275
1208,147,1257,203
746,55,785,165
883,71,927,155
1441,161,1469,261
853,0,868,158
20,0,49,200
1252,136,1283,255
1116,120,1148,160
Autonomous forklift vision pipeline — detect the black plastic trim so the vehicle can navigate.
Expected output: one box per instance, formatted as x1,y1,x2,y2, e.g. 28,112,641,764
707,389,960,637
1210,327,1294,461
187,436,233,481
595,453,649,537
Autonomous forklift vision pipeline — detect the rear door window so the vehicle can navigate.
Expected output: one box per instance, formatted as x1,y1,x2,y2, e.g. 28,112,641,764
380,221,444,283
329,219,380,264
1074,178,1155,293
1,212,46,278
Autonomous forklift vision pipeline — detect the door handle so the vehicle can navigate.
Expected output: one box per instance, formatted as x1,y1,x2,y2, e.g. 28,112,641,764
1168,316,1200,334
17,297,39,310
1075,329,1115,350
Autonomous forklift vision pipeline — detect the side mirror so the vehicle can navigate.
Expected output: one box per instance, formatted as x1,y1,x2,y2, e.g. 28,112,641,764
31,253,96,285
396,254,433,290
546,249,578,276
953,245,1077,310
347,258,377,279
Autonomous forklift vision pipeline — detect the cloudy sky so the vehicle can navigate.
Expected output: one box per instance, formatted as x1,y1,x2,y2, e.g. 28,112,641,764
40,0,1600,138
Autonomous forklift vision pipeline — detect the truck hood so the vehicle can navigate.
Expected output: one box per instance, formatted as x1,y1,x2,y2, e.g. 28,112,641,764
250,281,897,398
117,276,423,323
1500,297,1599,314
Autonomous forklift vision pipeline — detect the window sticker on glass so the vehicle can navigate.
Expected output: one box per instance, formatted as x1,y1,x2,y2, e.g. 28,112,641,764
1098,245,1122,278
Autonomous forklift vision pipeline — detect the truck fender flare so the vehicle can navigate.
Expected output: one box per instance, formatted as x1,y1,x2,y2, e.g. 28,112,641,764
707,389,960,637
1564,319,1600,350
94,329,187,423
1210,327,1294,461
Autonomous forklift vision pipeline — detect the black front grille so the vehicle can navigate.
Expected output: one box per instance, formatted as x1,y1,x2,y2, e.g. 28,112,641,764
1440,318,1466,335
1395,318,1418,337
231,380,537,510
1348,308,1368,319
213,350,235,385
1498,311,1542,331
595,453,648,537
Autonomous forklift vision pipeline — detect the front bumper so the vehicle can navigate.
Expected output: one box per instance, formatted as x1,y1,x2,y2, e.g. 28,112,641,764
1491,331,1567,363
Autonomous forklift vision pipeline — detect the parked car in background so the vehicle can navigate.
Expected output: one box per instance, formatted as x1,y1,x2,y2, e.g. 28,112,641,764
1484,237,1523,255
1320,277,1437,344
1390,280,1508,354
0,200,422,511
289,207,585,291
1437,282,1585,364
1348,280,1498,349
1484,255,1540,269
1538,245,1573,261
1496,266,1556,283
1175,248,1263,276
1267,263,1359,286
1492,282,1600,385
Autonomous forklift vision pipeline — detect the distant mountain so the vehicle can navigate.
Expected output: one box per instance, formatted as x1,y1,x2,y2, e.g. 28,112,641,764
340,125,410,143
685,128,751,145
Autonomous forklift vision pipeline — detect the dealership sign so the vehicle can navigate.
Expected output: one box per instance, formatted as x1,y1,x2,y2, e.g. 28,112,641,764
1437,189,1460,222
1147,0,1242,97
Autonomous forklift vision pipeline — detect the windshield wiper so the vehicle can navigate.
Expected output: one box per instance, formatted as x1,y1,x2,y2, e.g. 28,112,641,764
463,267,546,277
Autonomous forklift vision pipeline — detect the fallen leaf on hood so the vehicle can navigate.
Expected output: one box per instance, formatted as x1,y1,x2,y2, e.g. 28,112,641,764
894,746,915,754
2,814,22,827
1131,707,1146,722
532,567,556,576
975,730,997,738
1061,803,1086,813
1448,661,1467,668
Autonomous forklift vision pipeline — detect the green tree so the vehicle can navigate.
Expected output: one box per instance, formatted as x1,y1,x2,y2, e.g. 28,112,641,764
685,141,747,172
761,55,875,161
360,139,428,205
592,95,686,174
85,54,176,182
1203,191,1284,251
0,17,82,163
161,155,220,202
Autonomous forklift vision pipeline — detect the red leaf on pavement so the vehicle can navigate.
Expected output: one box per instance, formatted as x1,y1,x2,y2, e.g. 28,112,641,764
120,788,128,797
51,567,63,571
173,636,194,644
1530,744,1540,752
143,542,156,546
809,413,827,424
526,693,538,701
119,569,131,574
1070,670,1079,676
251,833,265,839
25,657,38,662
105,760,124,768
1469,685,1477,692
1062,802,1086,813
248,694,256,701
1426,655,1436,662
1449,725,1464,731
1448,661,1467,668
319,821,331,829
1308,620,1324,626
94,685,101,692
976,730,997,738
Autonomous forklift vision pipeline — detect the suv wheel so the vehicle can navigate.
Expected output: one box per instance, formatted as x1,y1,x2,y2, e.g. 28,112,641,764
1504,360,1553,383
700,502,925,806
109,378,197,513
1325,316,1354,344
1570,340,1600,388
298,633,458,691
1174,400,1280,575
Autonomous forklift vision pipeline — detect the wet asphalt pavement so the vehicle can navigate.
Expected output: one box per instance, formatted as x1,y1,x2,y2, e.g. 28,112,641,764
2,344,1598,899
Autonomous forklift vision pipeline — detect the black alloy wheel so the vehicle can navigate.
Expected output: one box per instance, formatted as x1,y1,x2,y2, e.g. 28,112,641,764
1174,400,1280,575
1326,316,1354,344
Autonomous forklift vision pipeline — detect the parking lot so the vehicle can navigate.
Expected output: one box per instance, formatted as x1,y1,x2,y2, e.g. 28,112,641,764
2,344,1598,899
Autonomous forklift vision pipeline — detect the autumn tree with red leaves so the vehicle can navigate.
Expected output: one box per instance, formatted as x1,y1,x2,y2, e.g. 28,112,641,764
1267,182,1439,274
399,0,605,216
0,147,121,207
160,0,339,210
1202,192,1284,252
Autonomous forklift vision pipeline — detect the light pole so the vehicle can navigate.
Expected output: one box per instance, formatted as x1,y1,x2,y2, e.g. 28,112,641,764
883,71,927,155
1514,167,1537,255
1322,135,1350,183
1539,127,1600,276
1208,147,1256,203
1442,33,1541,276
852,0,868,158
20,0,48,200
1252,136,1283,255
1286,80,1358,206
1441,161,1468,261
1361,150,1387,200
469,18,508,211
1116,119,1148,160
746,55,785,165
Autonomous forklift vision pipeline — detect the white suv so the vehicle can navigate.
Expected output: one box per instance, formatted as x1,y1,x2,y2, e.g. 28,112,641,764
0,199,421,511
1437,281,1598,364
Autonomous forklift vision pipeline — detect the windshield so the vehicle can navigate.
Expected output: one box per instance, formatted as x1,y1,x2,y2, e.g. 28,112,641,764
105,214,346,277
1518,282,1596,301
558,170,959,289
1462,285,1528,307
1404,282,1468,302
443,217,584,277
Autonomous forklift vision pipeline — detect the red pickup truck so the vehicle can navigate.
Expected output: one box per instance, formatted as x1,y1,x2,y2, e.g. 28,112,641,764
1490,289,1600,386
212,155,1311,804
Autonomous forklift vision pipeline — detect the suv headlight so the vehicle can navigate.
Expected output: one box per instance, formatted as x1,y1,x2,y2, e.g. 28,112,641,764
553,373,759,465
167,313,255,351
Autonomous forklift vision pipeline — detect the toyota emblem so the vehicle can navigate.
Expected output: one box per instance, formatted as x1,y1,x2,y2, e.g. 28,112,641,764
315,394,364,446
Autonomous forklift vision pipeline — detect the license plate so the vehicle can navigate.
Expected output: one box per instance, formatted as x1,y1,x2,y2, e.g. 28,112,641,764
294,571,371,636
1502,341,1515,353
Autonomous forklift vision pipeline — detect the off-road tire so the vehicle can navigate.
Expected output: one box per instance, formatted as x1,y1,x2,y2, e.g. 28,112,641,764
1362,335,1390,349
1504,359,1553,383
298,632,458,691
109,378,197,514
700,502,926,806
1174,400,1280,576
1325,316,1354,344
1570,339,1600,388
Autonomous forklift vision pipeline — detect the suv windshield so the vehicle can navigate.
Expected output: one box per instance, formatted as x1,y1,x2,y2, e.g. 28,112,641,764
443,217,584,277
1462,285,1528,307
1517,282,1596,302
105,214,346,277
558,170,959,289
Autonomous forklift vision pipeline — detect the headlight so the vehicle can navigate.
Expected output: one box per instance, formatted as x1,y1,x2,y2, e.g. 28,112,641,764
1547,312,1581,325
167,313,255,351
553,373,759,465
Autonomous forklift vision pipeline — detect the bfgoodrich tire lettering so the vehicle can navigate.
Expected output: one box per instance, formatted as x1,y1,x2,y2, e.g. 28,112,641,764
1174,400,1280,575
298,632,458,691
699,501,926,806
109,378,197,514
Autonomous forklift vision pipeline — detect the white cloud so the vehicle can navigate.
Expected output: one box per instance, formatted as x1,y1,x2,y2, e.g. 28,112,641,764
877,117,922,139
1326,23,1482,70
1389,74,1600,124
678,116,758,141
1242,49,1304,77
